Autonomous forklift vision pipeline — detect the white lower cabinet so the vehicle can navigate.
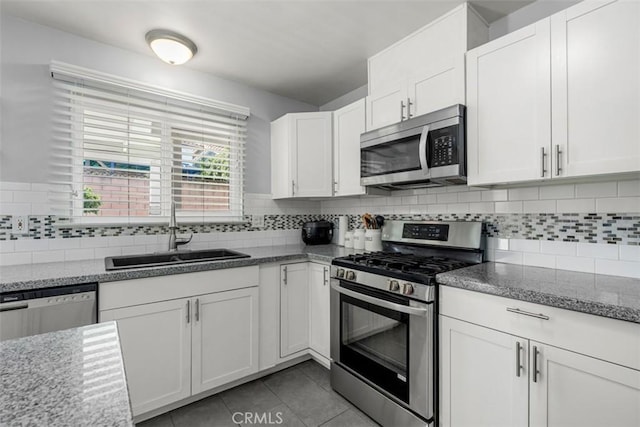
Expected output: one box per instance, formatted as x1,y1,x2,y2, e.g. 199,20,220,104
308,262,330,362
439,286,640,427
191,288,259,394
280,262,309,357
99,267,260,417
101,298,192,415
439,316,527,427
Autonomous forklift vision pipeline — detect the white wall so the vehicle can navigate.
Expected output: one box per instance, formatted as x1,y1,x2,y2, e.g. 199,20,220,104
319,84,368,112
489,0,581,40
0,13,318,194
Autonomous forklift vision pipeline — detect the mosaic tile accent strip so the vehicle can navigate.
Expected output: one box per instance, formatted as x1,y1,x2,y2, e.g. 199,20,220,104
0,213,638,245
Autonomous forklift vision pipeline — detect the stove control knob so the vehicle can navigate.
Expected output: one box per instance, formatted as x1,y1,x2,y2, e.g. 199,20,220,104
336,268,345,278
345,270,356,281
388,280,400,292
402,283,414,295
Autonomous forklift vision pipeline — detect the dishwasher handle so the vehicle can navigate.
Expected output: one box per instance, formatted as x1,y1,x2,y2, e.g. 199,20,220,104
0,302,29,312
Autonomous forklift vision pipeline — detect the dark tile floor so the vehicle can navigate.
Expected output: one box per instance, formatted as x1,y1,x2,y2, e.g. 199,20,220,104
137,360,378,427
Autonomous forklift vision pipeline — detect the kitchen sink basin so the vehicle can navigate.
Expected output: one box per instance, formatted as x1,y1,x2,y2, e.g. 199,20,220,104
105,249,250,270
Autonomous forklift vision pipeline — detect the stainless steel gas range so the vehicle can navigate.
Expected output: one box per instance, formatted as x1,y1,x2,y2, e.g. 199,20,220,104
330,220,483,426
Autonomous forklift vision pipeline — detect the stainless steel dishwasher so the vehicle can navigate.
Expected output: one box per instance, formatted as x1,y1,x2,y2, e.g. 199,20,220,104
0,284,97,341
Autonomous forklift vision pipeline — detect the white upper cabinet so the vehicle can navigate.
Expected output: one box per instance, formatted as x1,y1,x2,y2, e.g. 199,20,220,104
366,4,488,131
551,0,640,178
467,0,640,186
467,19,552,186
333,99,366,196
271,112,333,199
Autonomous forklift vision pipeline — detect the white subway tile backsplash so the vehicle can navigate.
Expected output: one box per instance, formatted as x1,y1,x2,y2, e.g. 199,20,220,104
523,200,556,213
427,187,447,194
0,241,15,253
401,196,418,205
49,238,81,250
108,236,135,247
487,237,509,251
481,190,508,202
494,250,523,264
417,194,438,204
619,245,640,262
540,184,574,200
508,187,539,201
80,237,110,249
32,250,65,263
446,203,469,213
458,191,482,202
509,239,540,253
447,185,468,193
2,203,31,215
468,202,495,213
576,243,618,260
576,182,618,198
556,198,595,213
13,191,48,204
523,253,556,269
436,193,458,204
595,259,640,279
0,182,31,191
556,256,595,273
65,248,95,261
94,247,123,258
0,252,33,266
596,197,640,213
494,201,523,213
540,241,577,256
14,239,49,252
617,180,640,197
0,191,13,202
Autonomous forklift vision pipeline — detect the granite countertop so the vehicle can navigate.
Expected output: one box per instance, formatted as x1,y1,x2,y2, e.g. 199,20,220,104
0,321,133,426
437,262,640,324
0,244,357,293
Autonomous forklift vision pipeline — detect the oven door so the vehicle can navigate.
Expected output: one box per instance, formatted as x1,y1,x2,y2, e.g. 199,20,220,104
330,279,433,420
360,124,431,187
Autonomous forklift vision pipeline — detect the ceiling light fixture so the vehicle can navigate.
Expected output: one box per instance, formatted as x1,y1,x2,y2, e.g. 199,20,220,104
145,29,197,65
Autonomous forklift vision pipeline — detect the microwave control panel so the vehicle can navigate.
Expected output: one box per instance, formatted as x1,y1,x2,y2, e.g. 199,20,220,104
430,127,459,167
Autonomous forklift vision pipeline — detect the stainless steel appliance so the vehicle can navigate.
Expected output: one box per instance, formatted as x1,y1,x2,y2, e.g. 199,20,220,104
330,220,483,426
0,284,97,341
360,105,466,189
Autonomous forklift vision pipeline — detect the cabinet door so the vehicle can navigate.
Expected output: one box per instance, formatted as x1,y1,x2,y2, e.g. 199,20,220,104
308,263,330,359
333,99,366,197
466,19,551,186
258,263,280,371
192,288,259,394
280,263,309,357
551,0,640,177
529,342,640,427
291,112,333,197
439,316,528,427
408,57,464,118
271,115,292,199
100,299,191,415
366,83,407,131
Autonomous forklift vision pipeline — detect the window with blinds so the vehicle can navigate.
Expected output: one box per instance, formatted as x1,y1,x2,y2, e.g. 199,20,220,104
50,62,249,223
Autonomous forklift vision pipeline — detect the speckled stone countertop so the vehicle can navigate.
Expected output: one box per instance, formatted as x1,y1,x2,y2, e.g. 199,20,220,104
0,321,133,426
0,244,357,293
437,262,640,324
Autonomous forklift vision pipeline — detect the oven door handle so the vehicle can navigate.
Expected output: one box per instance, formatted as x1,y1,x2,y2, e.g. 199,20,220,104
331,283,429,317
418,124,430,175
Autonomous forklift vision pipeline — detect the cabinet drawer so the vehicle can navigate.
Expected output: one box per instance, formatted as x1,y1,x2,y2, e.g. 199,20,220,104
439,286,640,370
100,266,259,310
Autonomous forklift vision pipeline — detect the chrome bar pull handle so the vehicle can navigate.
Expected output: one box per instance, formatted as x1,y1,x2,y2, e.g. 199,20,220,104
323,267,328,286
406,97,413,118
507,307,549,320
555,144,562,176
540,147,547,177
533,346,540,383
283,266,288,285
195,298,200,322
291,180,295,196
186,300,191,324
515,341,522,377
400,100,406,121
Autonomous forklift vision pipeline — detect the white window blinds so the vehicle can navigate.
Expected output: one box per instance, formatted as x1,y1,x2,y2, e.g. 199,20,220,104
50,62,249,223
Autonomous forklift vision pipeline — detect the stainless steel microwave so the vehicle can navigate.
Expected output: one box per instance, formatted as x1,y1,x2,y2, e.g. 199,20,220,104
360,104,466,189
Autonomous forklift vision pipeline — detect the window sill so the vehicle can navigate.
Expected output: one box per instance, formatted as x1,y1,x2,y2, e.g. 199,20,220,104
53,216,249,227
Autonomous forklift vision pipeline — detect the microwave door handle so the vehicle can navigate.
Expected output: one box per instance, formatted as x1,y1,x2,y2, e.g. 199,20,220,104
419,125,430,175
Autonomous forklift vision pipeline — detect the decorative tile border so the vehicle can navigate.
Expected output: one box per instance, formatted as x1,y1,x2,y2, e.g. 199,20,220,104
0,212,638,246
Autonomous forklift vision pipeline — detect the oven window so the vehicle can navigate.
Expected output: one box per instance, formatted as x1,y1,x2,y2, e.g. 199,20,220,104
340,293,410,403
361,135,422,178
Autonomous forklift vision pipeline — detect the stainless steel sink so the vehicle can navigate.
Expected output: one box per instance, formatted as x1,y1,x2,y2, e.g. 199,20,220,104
105,249,250,270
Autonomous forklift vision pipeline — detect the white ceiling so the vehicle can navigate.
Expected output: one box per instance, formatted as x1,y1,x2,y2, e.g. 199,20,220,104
2,0,534,106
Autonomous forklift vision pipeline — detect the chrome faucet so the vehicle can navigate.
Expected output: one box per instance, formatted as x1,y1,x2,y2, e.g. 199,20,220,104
168,201,192,251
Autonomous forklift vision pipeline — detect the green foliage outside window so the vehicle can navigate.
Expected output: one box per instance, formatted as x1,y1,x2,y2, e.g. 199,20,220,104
83,186,102,215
